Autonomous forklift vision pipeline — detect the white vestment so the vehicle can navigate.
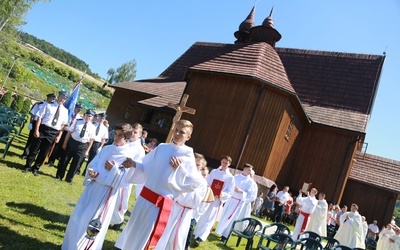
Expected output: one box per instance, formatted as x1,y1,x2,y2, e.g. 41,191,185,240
234,179,258,231
334,211,366,248
292,195,318,240
115,142,204,250
306,199,328,237
362,221,368,241
389,233,400,250
62,143,135,250
377,227,395,250
216,173,255,237
193,167,235,241
155,180,207,250
110,139,145,225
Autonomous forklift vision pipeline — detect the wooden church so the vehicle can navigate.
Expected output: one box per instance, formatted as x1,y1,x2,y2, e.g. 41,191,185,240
106,7,399,226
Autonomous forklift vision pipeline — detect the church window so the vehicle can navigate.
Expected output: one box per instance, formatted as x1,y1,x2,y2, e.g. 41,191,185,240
124,103,134,119
285,115,294,141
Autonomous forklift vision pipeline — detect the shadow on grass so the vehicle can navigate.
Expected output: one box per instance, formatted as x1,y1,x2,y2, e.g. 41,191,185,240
0,225,59,250
6,202,69,225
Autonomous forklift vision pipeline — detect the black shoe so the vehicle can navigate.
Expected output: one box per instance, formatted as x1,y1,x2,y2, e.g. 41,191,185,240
220,236,227,244
20,155,27,160
111,222,124,230
66,180,73,185
23,167,32,173
55,177,61,181
32,169,38,176
193,237,202,247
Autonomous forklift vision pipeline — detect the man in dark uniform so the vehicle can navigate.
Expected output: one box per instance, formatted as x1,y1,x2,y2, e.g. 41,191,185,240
55,109,96,184
20,93,56,159
23,91,69,176
80,112,109,175
45,103,83,166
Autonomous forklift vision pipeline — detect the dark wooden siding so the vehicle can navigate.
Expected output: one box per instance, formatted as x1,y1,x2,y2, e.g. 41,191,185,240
183,73,260,165
284,126,360,203
342,180,397,229
106,89,152,127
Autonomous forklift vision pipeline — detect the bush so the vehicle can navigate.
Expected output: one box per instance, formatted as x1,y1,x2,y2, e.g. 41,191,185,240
10,63,29,82
21,98,31,114
0,91,13,106
10,94,24,112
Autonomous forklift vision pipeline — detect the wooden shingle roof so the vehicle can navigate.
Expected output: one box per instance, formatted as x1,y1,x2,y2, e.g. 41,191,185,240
349,152,400,193
112,42,385,133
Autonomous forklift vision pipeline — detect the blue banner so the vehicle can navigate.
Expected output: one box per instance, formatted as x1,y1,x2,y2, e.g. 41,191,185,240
64,83,81,123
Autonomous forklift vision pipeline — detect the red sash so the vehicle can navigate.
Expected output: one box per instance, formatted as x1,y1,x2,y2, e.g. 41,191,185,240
227,197,241,219
300,211,311,232
140,186,173,250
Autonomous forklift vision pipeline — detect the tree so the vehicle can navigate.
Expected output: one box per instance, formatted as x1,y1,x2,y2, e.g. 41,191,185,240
107,60,136,84
21,98,31,113
10,93,23,111
0,91,13,106
106,68,116,84
0,0,49,33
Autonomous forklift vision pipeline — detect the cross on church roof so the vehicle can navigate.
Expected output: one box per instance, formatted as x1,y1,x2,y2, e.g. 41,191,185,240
165,94,196,143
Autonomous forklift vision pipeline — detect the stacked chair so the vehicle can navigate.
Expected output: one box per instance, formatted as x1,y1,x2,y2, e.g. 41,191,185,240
224,217,263,250
257,223,292,249
0,106,28,158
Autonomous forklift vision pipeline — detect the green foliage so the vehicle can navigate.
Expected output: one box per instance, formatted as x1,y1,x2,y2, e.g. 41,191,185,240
28,52,47,66
10,63,29,82
0,0,49,33
19,32,96,76
21,98,31,113
0,91,12,106
10,94,23,111
54,66,70,78
107,59,137,84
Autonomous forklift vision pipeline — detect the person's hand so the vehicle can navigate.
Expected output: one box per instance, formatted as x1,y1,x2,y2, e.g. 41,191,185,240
34,130,40,138
235,187,243,193
121,158,136,168
88,168,98,178
105,159,116,171
169,156,182,170
54,136,61,143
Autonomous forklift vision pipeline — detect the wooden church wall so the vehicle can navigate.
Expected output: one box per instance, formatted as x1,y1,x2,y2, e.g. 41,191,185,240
261,102,304,181
283,125,360,203
341,180,397,228
106,89,152,127
183,72,304,176
182,73,260,166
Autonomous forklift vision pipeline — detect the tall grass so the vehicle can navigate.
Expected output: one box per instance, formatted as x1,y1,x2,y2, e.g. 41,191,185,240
0,127,273,249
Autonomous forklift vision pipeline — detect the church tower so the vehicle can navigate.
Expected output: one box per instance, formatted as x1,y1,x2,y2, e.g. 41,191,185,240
235,6,282,47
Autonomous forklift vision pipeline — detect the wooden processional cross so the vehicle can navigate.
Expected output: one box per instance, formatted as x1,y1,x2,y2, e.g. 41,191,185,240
165,94,196,143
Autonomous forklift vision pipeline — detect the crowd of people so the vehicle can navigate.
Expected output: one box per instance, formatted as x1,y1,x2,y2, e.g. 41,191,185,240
19,92,261,250
19,91,399,249
255,184,400,249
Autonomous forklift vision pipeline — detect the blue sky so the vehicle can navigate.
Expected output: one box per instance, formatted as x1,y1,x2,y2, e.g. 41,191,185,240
22,0,400,161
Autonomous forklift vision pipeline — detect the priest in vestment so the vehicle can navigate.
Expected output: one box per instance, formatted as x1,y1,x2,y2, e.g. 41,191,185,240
377,223,395,250
334,203,365,249
306,192,328,237
292,188,318,240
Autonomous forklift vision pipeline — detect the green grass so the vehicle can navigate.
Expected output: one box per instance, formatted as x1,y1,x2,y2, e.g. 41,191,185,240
0,126,285,249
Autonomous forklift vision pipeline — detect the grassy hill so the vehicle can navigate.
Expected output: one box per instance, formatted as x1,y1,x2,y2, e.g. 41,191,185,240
0,39,112,111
